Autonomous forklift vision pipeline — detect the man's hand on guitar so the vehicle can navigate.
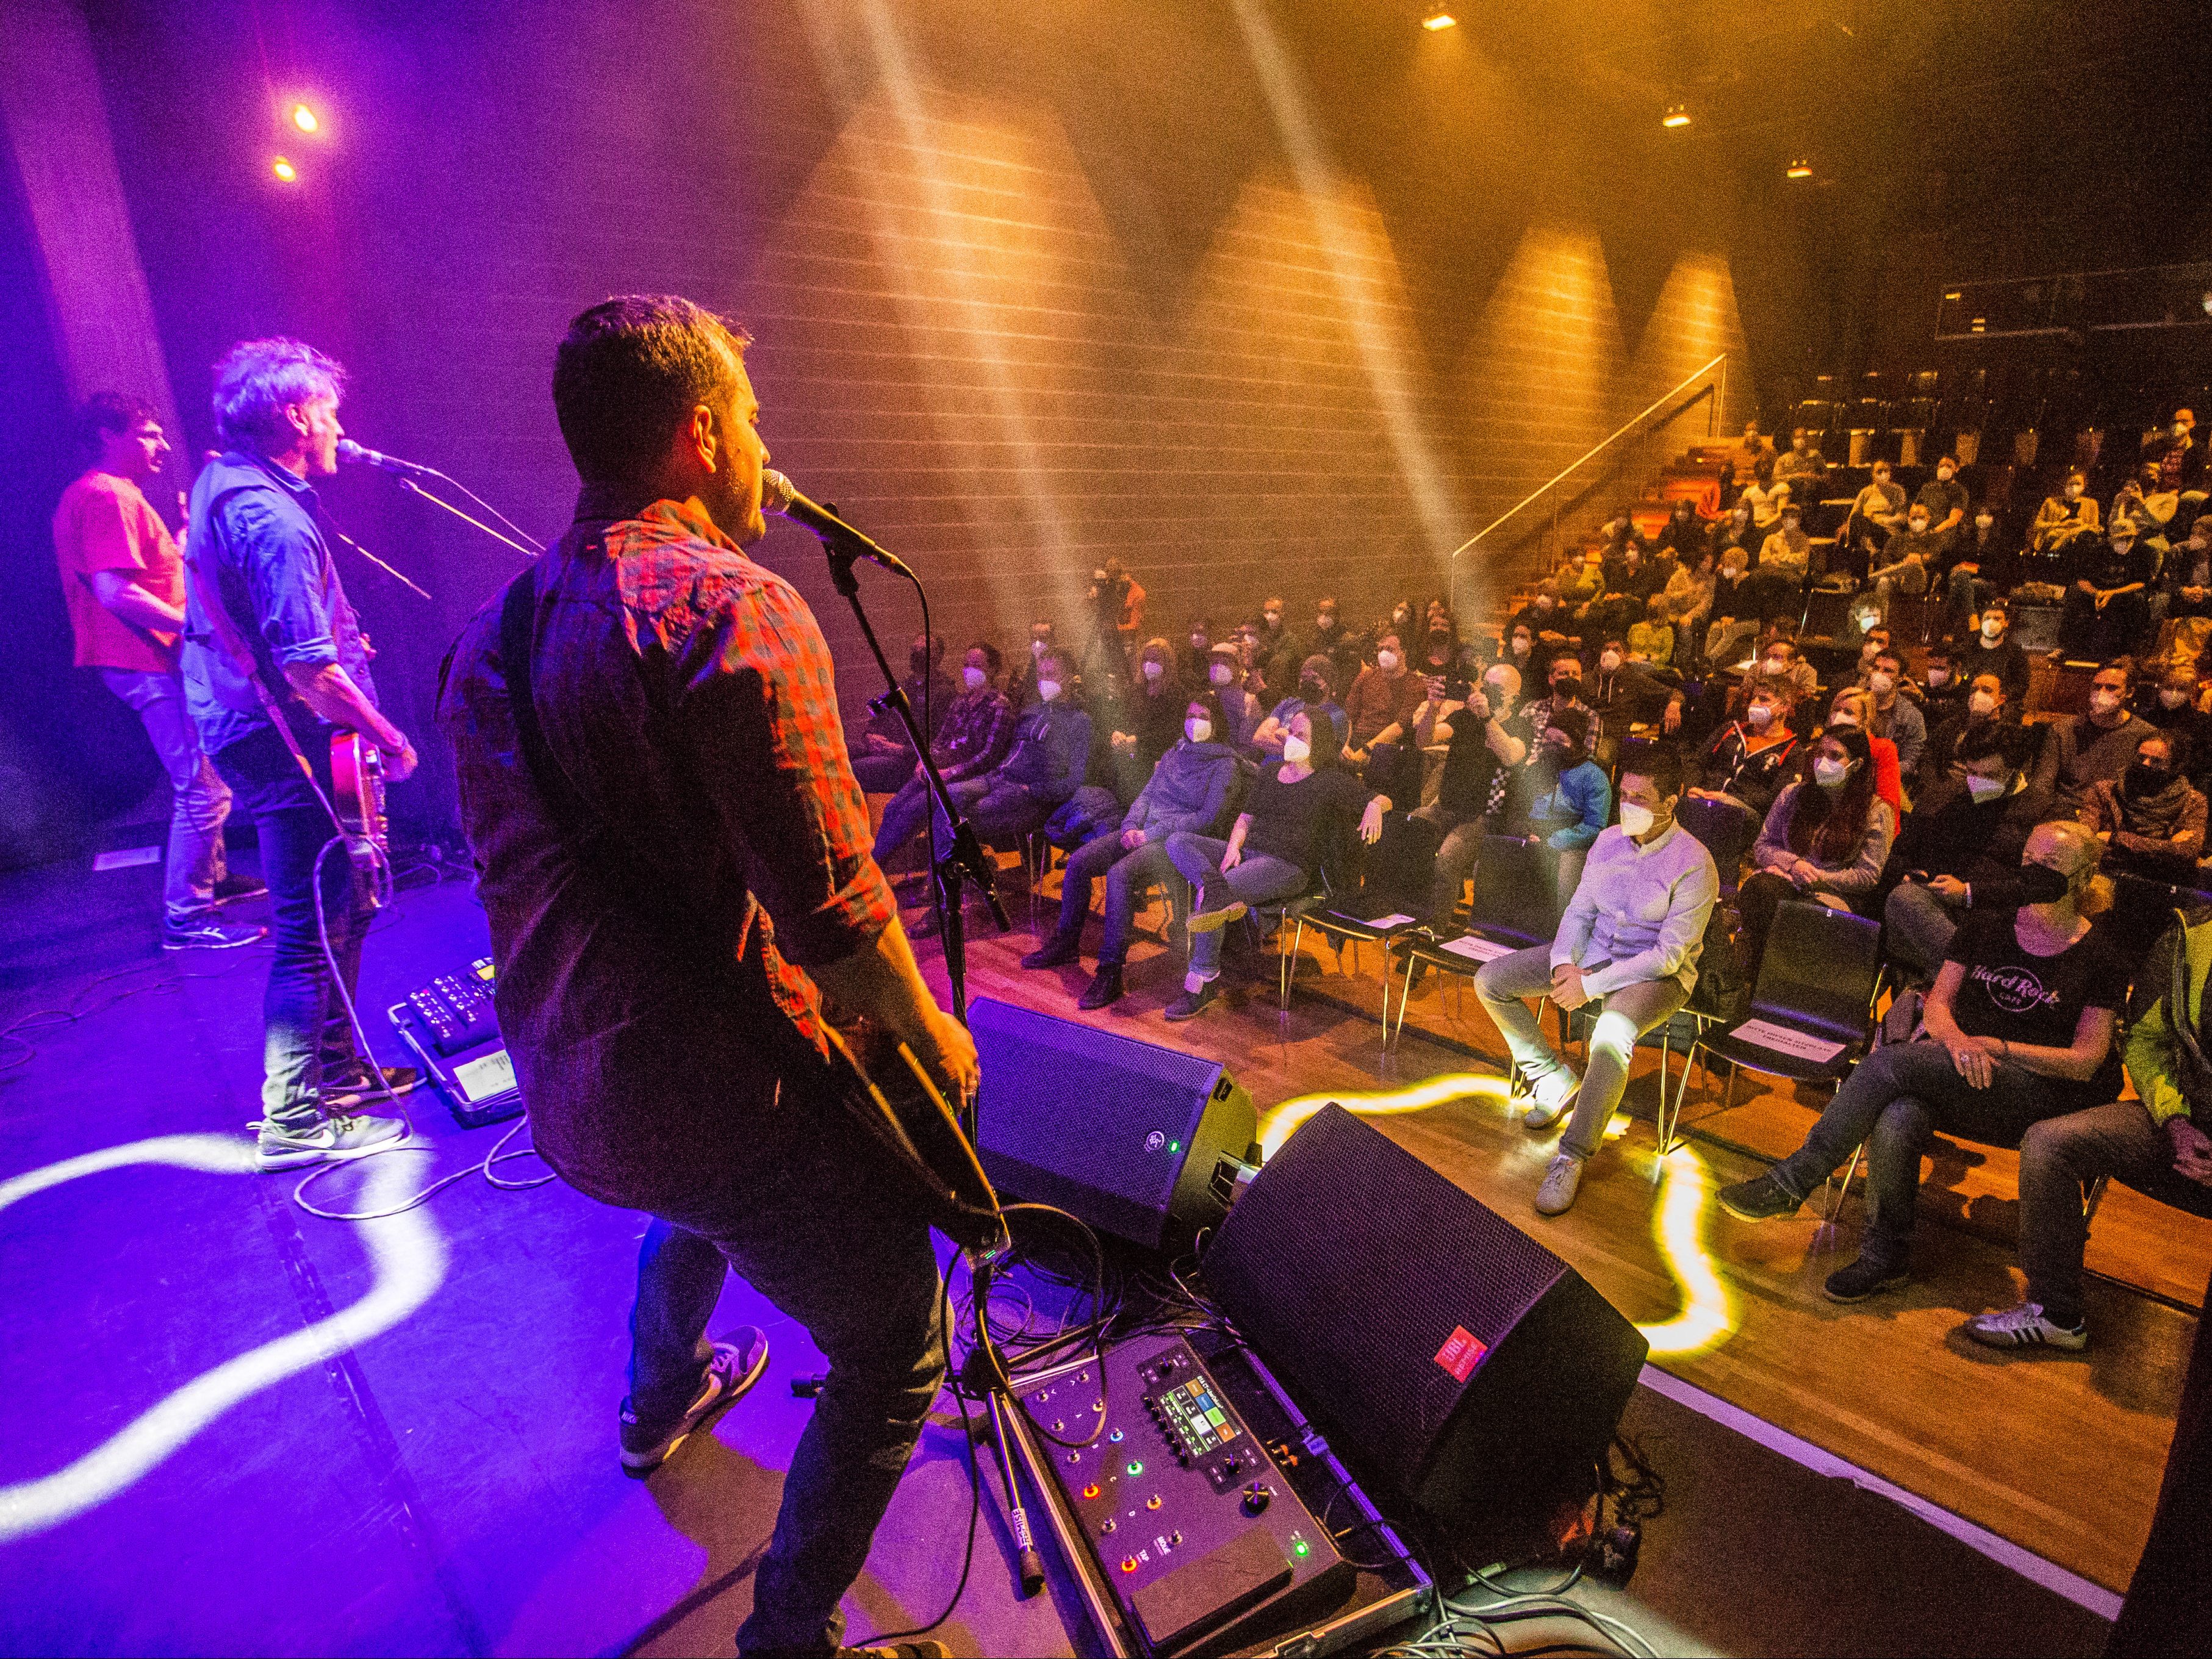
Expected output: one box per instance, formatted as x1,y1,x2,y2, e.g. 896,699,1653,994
913,1007,981,1105
379,732,420,782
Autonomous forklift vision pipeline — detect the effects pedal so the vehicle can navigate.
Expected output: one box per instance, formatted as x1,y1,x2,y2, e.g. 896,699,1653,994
387,956,522,1128
1028,1335,1354,1657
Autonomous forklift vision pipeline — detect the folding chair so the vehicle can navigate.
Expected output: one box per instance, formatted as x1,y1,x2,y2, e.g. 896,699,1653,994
1675,794,1760,897
1249,877,1334,1013
1298,817,1437,1045
1388,836,1564,1048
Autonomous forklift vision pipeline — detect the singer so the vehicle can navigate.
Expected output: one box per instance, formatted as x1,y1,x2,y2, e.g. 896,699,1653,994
437,294,978,1658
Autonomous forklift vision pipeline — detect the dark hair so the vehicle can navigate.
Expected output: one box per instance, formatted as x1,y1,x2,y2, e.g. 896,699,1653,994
1544,704,1592,750
1872,649,1904,674
1620,742,1684,800
1036,647,1072,679
1185,687,1227,733
1955,729,2014,770
2096,658,2135,690
75,392,158,453
968,639,1004,675
2142,729,2188,772
1789,726,1879,866
1286,706,1338,769
553,295,750,484
1299,653,1335,690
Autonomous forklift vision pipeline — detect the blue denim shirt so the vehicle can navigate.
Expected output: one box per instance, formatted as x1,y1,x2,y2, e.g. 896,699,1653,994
182,453,378,758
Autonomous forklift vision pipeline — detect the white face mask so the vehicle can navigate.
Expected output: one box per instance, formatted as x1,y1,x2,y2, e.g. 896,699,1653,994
1814,758,1850,789
2066,483,2083,498
1938,466,1955,481
1618,802,1656,838
2161,689,2191,709
2090,690,2122,717
1209,662,1235,686
1764,656,1789,673
1926,668,1950,687
1376,650,1401,673
1185,718,1213,744
1032,639,1049,658
1869,672,1895,695
1036,679,1061,703
1142,659,1165,682
1826,712,1859,730
1975,515,1994,530
1599,651,1621,672
962,665,986,690
1512,637,1531,656
1747,704,1775,730
1966,774,2008,804
1908,518,1930,533
1981,617,2005,641
1969,690,1997,717
1281,734,1312,765
1856,611,1879,630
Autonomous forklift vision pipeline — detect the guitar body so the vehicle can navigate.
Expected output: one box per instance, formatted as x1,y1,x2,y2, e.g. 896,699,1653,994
329,732,391,909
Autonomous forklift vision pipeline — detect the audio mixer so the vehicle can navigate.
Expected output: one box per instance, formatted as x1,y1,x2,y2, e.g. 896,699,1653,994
1026,1334,1356,1657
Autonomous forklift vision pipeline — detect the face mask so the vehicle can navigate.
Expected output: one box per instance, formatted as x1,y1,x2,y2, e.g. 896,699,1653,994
1281,735,1312,765
1032,639,1049,658
1909,518,1930,533
1814,758,1850,789
2162,689,2191,709
1618,802,1656,838
1300,678,1324,700
1938,466,1955,481
1185,718,1213,745
1534,597,1554,610
1747,704,1774,730
2128,763,2171,794
1552,678,1581,698
1512,637,1531,656
1036,679,1061,703
1377,650,1401,673
1143,659,1165,682
2066,484,2082,498
1210,662,1235,686
1599,651,1621,672
1263,612,1282,628
1316,615,1334,631
1873,473,1891,487
1975,514,1994,530
2017,862,2071,905
1969,690,1997,717
962,665,986,691
1981,618,2005,641
1826,712,1858,730
1190,636,1208,652
1966,775,2007,804
1764,656,1788,673
1869,672,1895,695
2090,690,2122,717
1926,668,1950,687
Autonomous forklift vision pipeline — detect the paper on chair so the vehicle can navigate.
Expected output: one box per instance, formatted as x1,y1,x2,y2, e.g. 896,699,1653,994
1366,912,1417,928
1731,1019,1845,1064
1440,935,1515,963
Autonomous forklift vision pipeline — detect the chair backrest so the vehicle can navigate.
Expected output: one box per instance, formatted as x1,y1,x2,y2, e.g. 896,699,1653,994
1675,794,1760,891
1466,836,1564,948
1748,899,1882,1044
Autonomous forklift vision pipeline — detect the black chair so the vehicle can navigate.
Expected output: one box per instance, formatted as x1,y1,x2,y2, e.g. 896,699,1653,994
1298,815,1440,1045
1679,899,1883,1187
1388,836,1564,1047
1676,794,1761,895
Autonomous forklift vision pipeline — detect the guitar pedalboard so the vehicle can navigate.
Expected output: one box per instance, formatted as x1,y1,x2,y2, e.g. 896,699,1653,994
387,956,523,1128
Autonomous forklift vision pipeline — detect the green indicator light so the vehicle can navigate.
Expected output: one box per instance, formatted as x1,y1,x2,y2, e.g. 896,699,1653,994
1127,1460,1144,1475
1293,1539,1310,1557
1169,1141,1181,1152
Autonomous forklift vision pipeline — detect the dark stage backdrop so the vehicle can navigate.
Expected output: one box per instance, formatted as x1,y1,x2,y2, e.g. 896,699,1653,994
71,0,1758,842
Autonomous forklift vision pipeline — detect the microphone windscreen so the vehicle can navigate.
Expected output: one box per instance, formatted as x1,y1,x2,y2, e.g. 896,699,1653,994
336,439,367,465
759,468,797,514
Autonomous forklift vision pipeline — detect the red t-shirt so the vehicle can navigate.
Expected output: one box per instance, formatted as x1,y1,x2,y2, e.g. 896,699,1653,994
52,471,183,673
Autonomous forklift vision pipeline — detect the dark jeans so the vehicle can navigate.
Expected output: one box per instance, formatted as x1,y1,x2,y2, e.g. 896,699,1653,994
1163,833,1307,978
1769,1041,2065,1266
213,723,368,1130
850,748,917,794
2059,587,2151,661
626,1119,946,1656
871,771,943,870
2017,1102,2212,1327
1052,832,1180,963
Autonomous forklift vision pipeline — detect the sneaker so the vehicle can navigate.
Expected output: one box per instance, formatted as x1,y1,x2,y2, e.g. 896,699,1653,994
1823,1256,1910,1303
1188,900,1249,934
1520,1066,1581,1130
1076,961,1125,1010
620,1327,771,1475
162,915,267,951
1964,1301,2088,1352
1022,931,1082,969
1716,1172,1804,1222
253,1111,408,1171
1535,1152,1584,1216
212,872,268,906
837,1643,952,1658
323,1062,421,1111
1165,976,1220,1022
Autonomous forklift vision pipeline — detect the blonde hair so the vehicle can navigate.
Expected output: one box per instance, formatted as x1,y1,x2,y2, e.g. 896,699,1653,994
2039,819,2115,916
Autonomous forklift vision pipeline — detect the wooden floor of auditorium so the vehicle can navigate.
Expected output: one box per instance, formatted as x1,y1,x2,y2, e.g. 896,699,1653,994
920,872,2212,1599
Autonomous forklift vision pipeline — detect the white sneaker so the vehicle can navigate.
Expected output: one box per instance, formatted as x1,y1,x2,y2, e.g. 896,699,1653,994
1535,1153,1584,1216
253,1111,408,1171
1964,1301,2087,1352
1521,1066,1581,1130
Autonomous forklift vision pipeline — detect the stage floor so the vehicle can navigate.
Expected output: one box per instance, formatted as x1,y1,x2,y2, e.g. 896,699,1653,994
0,845,2168,1655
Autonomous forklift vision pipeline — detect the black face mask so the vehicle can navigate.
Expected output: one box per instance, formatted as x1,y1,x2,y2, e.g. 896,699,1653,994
2016,863,2071,904
1300,678,1325,700
1428,628,1451,647
1552,678,1582,698
2127,764,2172,797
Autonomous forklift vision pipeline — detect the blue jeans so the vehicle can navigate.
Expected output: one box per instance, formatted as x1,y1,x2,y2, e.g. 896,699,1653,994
213,723,368,1130
1163,833,1306,978
1768,1040,2061,1266
1054,832,1181,962
102,667,231,921
624,1114,946,1656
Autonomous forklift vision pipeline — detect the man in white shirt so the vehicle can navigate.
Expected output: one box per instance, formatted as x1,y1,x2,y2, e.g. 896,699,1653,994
1473,748,1719,1217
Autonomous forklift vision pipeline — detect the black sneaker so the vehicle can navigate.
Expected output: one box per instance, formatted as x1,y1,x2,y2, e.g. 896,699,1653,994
1022,932,1082,969
213,872,268,906
1077,961,1124,1010
1164,977,1220,1022
161,915,267,951
1716,1172,1803,1222
619,1327,770,1475
1823,1256,1910,1303
324,1062,421,1111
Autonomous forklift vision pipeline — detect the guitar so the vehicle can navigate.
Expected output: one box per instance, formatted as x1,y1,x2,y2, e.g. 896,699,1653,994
329,732,392,909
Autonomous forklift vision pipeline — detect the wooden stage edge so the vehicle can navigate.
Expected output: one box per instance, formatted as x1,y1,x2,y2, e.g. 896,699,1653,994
913,883,2207,1600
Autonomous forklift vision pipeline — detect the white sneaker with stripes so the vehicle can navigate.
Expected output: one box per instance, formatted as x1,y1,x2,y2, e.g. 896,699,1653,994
1964,1301,2087,1352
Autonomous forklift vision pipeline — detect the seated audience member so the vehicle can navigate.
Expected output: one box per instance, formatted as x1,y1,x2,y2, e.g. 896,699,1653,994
1341,631,1428,759
1667,549,1717,647
1862,648,1927,780
1938,506,2010,639
1825,686,1903,814
1705,546,1761,666
945,648,1091,848
2111,465,2178,548
2026,470,2102,577
871,641,1018,869
1586,640,1670,740
1011,618,1058,708
1163,711,1387,1021
2142,407,2205,493
2142,662,2212,787
1749,501,1810,613
1512,706,1612,903
1509,582,1567,645
1955,597,2032,706
1687,683,1800,820
1178,617,1218,685
1719,823,2125,1309
2079,730,2207,883
1919,642,1968,731
1774,427,1830,492
1253,594,1291,685
1473,749,1718,1217
2034,661,2150,819
1708,496,1758,563
1729,420,1775,487
1414,607,1479,687
1658,497,1706,559
1205,641,1264,751
1558,547,1604,614
1736,727,1897,982
1521,652,1604,756
1299,595,1359,689
1407,662,1530,932
1840,460,1908,576
1024,690,1239,1009
1627,594,1676,668
1883,731,2048,984
1740,632,1819,709
1917,455,1969,543
1739,453,1790,534
1250,653,1349,758
2161,516,2212,621
1869,503,1942,604
1992,905,2212,1351
2061,523,2155,662
1103,638,1188,801
850,632,955,792
1920,672,2023,793
1501,620,1541,684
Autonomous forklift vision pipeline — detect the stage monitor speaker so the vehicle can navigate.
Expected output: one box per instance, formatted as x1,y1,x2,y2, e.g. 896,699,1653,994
969,997,1256,1251
1201,1103,1648,1539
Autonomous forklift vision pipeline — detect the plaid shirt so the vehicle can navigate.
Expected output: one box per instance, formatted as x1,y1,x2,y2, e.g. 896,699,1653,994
934,686,1018,782
437,489,896,1211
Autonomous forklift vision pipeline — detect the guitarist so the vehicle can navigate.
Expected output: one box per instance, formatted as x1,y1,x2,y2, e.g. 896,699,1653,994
182,337,419,1170
437,295,980,1658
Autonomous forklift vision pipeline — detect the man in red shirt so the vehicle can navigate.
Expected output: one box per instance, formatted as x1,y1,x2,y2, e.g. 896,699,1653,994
52,394,262,948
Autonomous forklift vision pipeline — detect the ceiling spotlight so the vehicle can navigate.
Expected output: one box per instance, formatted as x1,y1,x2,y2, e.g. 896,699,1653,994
1421,7,1456,29
271,156,298,182
1786,158,1812,179
1662,102,1690,129
290,102,320,134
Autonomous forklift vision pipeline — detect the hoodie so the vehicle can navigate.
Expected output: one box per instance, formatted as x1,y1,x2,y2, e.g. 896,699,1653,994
1122,739,1238,841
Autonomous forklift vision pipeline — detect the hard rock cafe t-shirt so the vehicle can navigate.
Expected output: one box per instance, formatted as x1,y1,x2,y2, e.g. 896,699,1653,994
1944,905,2129,1105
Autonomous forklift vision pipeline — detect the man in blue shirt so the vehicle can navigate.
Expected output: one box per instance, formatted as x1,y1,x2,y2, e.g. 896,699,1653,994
182,339,418,1170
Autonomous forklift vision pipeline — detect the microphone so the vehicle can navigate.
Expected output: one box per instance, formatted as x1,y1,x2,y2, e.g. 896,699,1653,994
336,438,440,479
761,468,914,579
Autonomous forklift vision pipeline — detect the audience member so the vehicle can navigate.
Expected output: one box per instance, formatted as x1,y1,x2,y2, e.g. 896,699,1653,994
1473,748,1717,1217
1206,641,1264,751
1919,642,1968,731
1920,672,2022,793
1521,653,1606,762
850,632,954,792
1299,595,1358,687
1774,428,1830,492
1011,618,1058,708
936,647,1091,865
1513,705,1612,903
1862,649,1927,780
1753,501,1811,606
1407,662,1529,933
2026,470,2102,578
2162,517,2212,621
1719,823,2124,1310
1705,545,1761,665
1729,420,1775,487
1163,710,1387,1021
2111,465,2178,549
1658,497,1706,560
871,641,1017,870
1869,503,1941,605
1413,608,1478,690
1341,630,1427,757
1102,637,1188,801
1179,617,1218,686
1826,686,1903,814
1666,549,1717,649
1627,595,1677,668
1740,453,1790,535
1840,460,1908,577
2034,661,2149,819
2142,663,2212,788
2142,408,2205,492
1955,598,2031,706
1736,726,1896,982
1707,498,1758,566
1882,729,2048,985
1687,683,1800,819
1251,653,1349,757
1916,455,1969,545
2061,522,2155,661
1938,506,2010,639
1740,633,1819,708
2078,730,2206,883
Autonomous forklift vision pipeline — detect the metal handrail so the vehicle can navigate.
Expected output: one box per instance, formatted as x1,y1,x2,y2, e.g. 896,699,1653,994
1446,351,1729,575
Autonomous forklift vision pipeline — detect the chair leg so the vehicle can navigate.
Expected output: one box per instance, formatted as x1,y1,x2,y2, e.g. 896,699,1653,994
1379,945,1396,1058
1719,1060,1737,1116
1282,919,1306,1012
1823,1139,1864,1222
2083,1172,2111,1225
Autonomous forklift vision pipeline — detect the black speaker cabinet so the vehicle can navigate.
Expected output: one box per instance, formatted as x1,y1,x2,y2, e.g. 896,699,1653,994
1202,1103,1648,1538
969,997,1256,1251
